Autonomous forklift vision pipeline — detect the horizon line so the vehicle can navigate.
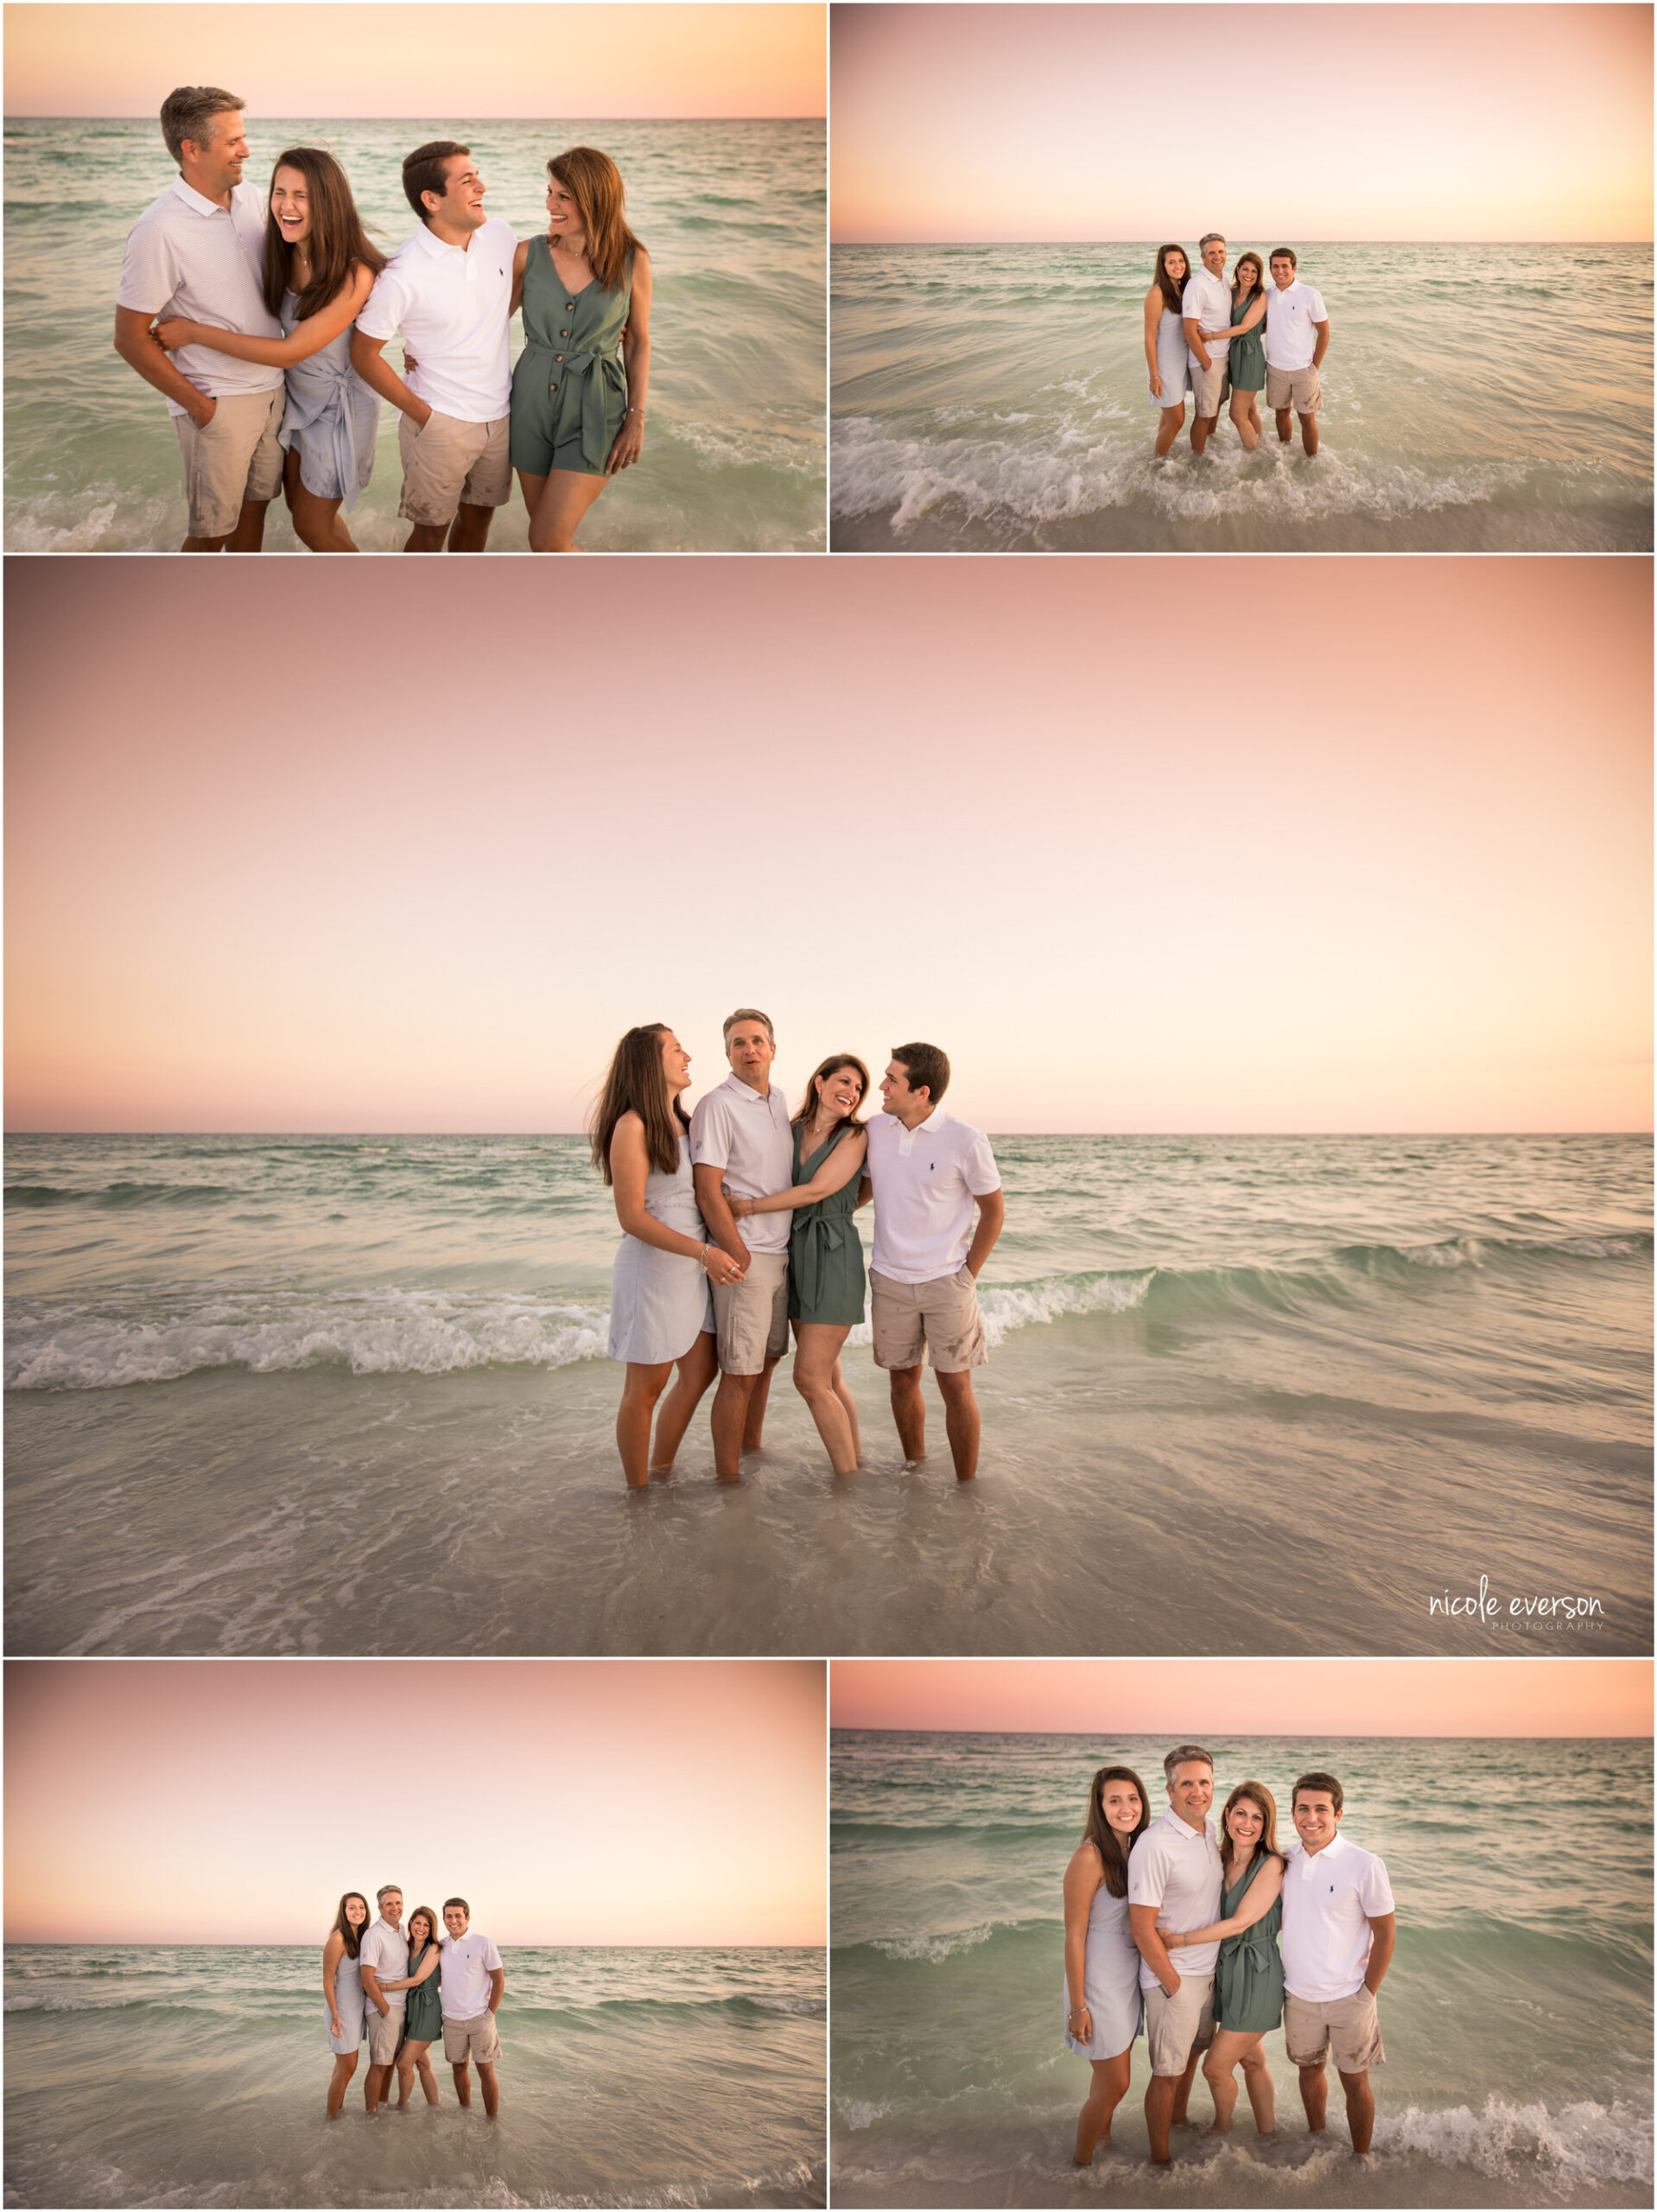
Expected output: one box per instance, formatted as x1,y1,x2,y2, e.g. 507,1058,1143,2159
829,1726,1653,1742
6,1126,1650,1140
5,111,824,124
3,1936,823,1948
831,235,1653,248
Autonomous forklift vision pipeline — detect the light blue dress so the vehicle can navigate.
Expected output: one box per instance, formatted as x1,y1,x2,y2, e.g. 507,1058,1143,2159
1063,1872,1144,2059
277,286,380,508
1148,302,1190,410
327,1942,365,2056
608,1134,715,1364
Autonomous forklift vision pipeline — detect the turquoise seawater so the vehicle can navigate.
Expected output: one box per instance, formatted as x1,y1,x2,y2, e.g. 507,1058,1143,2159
3,116,825,550
5,1131,1648,1656
830,241,1654,550
3,1942,826,2207
830,1731,1654,2208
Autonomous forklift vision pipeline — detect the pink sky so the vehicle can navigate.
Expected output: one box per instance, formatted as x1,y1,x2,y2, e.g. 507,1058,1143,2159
5,557,1649,1134
831,1659,1654,1737
5,4,826,118
5,1662,825,1944
833,4,1653,241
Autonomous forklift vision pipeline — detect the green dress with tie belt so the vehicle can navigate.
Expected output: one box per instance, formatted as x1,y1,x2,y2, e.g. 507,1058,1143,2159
402,1941,441,2044
1212,1853,1284,2034
509,235,632,479
1228,292,1267,393
786,1122,867,1328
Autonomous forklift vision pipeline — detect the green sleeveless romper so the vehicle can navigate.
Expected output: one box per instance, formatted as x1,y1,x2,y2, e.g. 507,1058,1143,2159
1228,295,1267,393
402,1941,442,2044
1212,1854,1284,2034
509,236,632,479
787,1122,867,1328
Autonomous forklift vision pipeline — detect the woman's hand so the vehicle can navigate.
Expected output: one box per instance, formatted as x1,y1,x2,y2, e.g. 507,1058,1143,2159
1149,372,1163,398
606,410,644,475
1068,2003,1093,2045
329,2011,343,2039
1165,1929,1182,1951
702,1243,746,1287
153,317,200,352
721,1189,751,1221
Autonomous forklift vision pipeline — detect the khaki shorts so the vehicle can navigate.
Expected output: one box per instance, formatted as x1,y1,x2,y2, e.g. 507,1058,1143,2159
1190,353,1229,417
397,409,511,525
443,2011,501,2066
365,2005,404,2064
870,1266,987,1374
173,385,285,538
1284,1988,1385,2074
1145,1973,1216,2075
1266,361,1324,415
712,1249,790,1375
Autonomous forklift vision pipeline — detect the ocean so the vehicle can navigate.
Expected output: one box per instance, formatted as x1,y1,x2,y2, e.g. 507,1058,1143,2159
3,1942,826,2208
828,1731,1654,2209
3,116,825,551
4,1131,1648,1656
829,241,1654,551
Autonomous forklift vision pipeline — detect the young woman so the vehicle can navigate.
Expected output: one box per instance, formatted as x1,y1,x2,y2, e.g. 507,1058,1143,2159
1063,1765,1151,2164
723,1055,870,1474
322,1891,370,2115
591,1024,736,1486
510,147,651,551
156,148,384,551
1143,245,1192,458
379,1904,443,2107
1161,1779,1286,2135
1211,251,1269,450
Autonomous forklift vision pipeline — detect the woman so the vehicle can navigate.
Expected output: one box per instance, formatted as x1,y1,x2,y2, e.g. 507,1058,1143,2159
1214,251,1269,450
379,1904,443,2107
156,148,384,551
591,1024,737,1486
1161,1779,1285,2135
1143,245,1192,458
723,1056,870,1474
1063,1765,1150,2164
322,1891,370,2115
511,147,651,551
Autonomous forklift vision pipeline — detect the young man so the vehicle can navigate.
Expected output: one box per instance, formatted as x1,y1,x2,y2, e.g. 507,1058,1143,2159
438,1897,506,2116
113,87,286,552
350,143,517,552
356,1884,409,2115
690,1009,793,1479
1127,1747,1226,2164
1180,232,1233,455
1264,249,1330,455
1280,1771,1395,2157
860,1044,1004,1480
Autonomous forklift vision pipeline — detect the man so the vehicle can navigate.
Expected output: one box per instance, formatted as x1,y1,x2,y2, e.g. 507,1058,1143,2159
437,1896,506,2116
357,1884,409,2115
351,143,517,551
1280,1771,1395,2157
1264,249,1330,455
859,1043,1004,1480
1127,1745,1225,2164
1180,232,1233,455
691,1009,793,1479
113,87,286,552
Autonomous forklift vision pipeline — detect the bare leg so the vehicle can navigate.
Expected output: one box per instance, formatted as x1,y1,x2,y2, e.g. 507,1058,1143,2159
1153,403,1185,458
476,2059,500,2118
1299,2059,1329,2132
1240,2040,1276,2134
742,1355,783,1450
1275,406,1295,444
285,449,359,551
1168,2044,1202,2126
936,1367,981,1480
1144,2073,1179,2164
1228,393,1259,451
1338,2068,1374,2154
395,2056,414,2106
446,500,495,551
650,1331,720,1471
616,1360,672,1488
225,497,270,551
181,532,230,552
888,1363,926,1462
327,2050,359,2116
791,1323,858,1471
710,1370,760,1480
525,467,609,552
1298,409,1319,456
364,2059,391,2114
830,1355,862,1465
1074,2050,1132,2164
416,2053,440,2104
1190,410,1220,454
452,2062,472,2107
403,520,450,551
1203,2030,1266,2131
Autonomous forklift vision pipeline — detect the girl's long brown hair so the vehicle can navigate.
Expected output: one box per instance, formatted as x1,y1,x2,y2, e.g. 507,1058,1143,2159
329,1891,370,1961
589,1024,689,1183
1082,1765,1151,1899
1219,1779,1283,1878
1232,252,1265,310
548,147,643,295
1152,245,1189,317
262,147,385,322
792,1055,871,1130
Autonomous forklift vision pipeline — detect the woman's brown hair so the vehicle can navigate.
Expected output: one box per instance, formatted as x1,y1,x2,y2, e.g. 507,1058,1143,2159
792,1055,871,1130
547,147,643,295
589,1024,689,1183
262,147,385,322
404,1904,441,1961
1219,1779,1283,1875
1082,1765,1151,1899
329,1891,370,1960
1152,245,1189,318
1232,252,1265,309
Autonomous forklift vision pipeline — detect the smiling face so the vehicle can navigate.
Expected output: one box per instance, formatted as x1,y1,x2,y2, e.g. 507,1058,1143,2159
407,1910,433,1948
1293,1789,1340,1851
1227,1795,1264,1853
344,1895,368,1931
816,1062,865,1122
726,1020,776,1088
1099,1777,1142,1837
1203,237,1226,276
1164,248,1187,287
1270,254,1296,290
270,165,311,248
378,1889,403,1928
184,110,249,196
443,1903,470,1938
545,175,582,241
1167,1760,1214,1824
659,1028,691,1095
426,153,487,232
879,1058,929,1122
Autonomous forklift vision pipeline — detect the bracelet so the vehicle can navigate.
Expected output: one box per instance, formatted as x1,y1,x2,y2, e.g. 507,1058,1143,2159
625,406,644,416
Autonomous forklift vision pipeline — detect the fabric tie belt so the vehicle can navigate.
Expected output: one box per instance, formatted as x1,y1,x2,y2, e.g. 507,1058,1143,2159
523,340,625,470
792,1214,848,1316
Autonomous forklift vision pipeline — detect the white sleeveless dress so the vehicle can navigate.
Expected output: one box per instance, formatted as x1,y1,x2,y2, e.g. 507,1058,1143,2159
327,1944,365,2055
1148,303,1191,410
1063,1878,1144,2059
608,1134,716,1364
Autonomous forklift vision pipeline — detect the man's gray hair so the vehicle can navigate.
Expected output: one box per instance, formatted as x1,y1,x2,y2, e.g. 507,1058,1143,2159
376,1883,403,1906
1163,1744,1214,1780
722,1007,775,1045
1198,232,1225,251
160,86,244,165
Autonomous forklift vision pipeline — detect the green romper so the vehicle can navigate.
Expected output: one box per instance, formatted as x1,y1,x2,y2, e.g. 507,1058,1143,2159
1228,294,1267,393
787,1122,868,1328
402,1941,442,2044
1212,1854,1284,2034
509,235,632,479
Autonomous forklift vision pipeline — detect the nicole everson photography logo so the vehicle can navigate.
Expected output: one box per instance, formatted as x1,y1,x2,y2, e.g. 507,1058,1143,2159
1428,1573,1605,1630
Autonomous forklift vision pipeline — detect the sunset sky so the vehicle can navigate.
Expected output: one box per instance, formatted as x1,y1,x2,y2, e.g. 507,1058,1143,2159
831,1659,1654,1738
5,557,1649,1135
833,4,1654,241
5,1662,825,1945
3,3,825,118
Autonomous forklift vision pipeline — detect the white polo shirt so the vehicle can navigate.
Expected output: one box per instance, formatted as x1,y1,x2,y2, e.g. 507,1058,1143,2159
1264,280,1328,371
1127,1808,1225,1989
864,1109,999,1286
116,176,285,416
1180,264,1231,366
1279,1832,1394,2001
358,1917,409,2012
689,1073,796,1252
356,215,517,422
437,1929,503,2019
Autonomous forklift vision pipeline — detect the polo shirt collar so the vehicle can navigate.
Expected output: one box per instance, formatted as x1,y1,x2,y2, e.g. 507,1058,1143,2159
171,175,232,219
900,1107,946,1135
1296,1830,1347,1863
1163,1806,1210,1841
414,221,460,259
720,1071,778,1106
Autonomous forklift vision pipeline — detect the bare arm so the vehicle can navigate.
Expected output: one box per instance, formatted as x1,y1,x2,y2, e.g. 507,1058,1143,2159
1129,1903,1179,1997
155,264,373,368
1164,1857,1283,1948
1063,1843,1103,2041
511,239,529,321
964,1187,1004,1278
1182,315,1210,372
1144,284,1165,391
379,1944,442,1993
612,1115,727,1272
731,1130,868,1217
113,306,215,425
855,1175,873,1212
487,1966,505,2015
349,328,432,426
359,1960,390,2018
1238,292,1267,335
1311,316,1330,369
1362,1911,1395,1994
322,1933,346,2036
693,1160,752,1271
606,250,652,475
